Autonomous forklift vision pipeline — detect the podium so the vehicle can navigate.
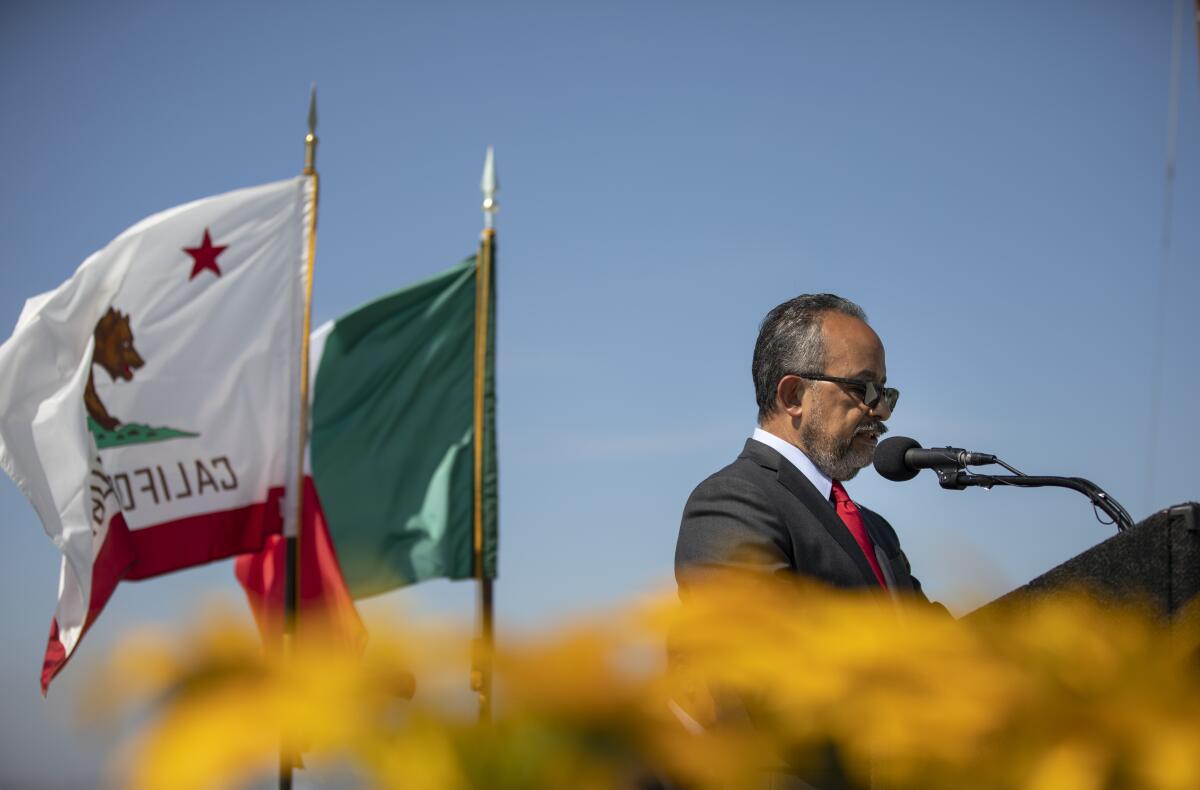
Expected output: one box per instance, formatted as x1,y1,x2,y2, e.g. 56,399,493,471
970,502,1200,618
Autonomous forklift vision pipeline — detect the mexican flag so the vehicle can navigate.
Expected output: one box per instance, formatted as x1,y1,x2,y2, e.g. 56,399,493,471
0,177,312,692
235,256,498,636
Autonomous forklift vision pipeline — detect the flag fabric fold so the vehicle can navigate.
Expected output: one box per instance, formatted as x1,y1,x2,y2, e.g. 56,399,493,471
0,177,310,691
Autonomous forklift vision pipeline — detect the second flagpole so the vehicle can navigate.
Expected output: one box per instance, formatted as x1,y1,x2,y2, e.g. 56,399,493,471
281,82,319,790
471,146,498,723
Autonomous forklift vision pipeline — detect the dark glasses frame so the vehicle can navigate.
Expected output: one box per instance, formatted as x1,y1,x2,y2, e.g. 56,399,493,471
792,372,899,412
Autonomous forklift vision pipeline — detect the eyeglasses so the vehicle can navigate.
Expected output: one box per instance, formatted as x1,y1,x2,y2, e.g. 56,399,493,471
793,373,899,412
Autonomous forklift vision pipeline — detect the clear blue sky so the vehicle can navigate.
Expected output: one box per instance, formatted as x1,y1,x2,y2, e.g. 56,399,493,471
2,1,1197,784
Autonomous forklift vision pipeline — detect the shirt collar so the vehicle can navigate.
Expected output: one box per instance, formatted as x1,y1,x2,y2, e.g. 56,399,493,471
751,427,833,501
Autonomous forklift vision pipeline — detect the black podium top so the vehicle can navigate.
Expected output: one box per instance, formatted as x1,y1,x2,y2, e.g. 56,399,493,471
970,502,1199,619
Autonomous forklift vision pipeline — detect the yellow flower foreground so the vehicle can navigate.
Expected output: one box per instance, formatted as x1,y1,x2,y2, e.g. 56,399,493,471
83,579,1200,789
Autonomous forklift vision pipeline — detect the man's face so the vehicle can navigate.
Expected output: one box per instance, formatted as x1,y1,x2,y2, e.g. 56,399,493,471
797,312,891,481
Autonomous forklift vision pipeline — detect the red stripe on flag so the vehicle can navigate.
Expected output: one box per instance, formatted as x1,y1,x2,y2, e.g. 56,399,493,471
40,488,285,693
124,489,285,580
234,477,366,652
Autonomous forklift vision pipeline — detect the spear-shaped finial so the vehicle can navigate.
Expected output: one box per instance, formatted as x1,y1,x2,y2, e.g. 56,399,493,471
481,145,498,231
304,83,318,175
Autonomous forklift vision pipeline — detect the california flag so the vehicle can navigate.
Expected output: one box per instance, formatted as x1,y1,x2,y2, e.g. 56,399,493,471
0,176,311,692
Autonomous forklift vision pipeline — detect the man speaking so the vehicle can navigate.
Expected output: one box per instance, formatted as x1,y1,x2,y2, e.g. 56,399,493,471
675,293,932,600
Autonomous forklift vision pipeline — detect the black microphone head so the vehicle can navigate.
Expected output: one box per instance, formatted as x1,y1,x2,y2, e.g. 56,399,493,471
874,436,922,481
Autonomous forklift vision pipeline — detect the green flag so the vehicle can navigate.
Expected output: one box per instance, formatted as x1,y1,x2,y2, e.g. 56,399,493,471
310,256,497,598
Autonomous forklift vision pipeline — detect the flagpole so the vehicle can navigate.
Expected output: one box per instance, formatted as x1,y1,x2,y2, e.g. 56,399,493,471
471,146,497,723
281,82,319,790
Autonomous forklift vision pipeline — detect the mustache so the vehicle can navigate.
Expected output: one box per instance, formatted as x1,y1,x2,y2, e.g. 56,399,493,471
856,421,888,437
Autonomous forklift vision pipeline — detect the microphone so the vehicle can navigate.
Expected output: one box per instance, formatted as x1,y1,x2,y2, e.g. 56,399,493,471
873,436,997,481
871,436,1134,531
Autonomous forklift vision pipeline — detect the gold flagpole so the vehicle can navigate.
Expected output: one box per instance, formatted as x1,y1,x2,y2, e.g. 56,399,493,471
281,82,319,790
470,146,497,723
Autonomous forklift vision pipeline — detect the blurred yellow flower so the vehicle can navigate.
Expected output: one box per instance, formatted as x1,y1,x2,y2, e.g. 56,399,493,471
83,580,1200,789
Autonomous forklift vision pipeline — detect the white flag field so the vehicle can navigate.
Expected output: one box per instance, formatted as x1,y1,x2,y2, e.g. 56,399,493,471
0,177,312,692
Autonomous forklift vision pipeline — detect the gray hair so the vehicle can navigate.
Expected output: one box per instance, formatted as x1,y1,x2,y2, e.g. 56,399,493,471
752,294,868,423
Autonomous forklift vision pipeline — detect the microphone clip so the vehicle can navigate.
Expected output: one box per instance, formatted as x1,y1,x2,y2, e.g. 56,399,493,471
933,465,972,491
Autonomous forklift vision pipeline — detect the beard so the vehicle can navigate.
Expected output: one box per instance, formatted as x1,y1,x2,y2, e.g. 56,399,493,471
800,411,889,482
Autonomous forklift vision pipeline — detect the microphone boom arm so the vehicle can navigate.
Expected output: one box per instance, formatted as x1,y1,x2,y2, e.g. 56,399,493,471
932,467,1136,532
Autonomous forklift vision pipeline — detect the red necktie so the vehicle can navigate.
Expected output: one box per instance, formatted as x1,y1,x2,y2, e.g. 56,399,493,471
830,481,887,588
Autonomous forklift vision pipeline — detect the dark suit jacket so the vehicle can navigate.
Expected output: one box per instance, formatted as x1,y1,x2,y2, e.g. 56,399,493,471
676,438,930,601
672,439,937,788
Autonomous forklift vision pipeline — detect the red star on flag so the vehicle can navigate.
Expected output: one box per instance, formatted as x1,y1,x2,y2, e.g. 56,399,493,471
183,229,228,280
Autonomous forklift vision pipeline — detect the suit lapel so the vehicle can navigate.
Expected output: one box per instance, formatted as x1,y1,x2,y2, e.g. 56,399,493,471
861,509,914,593
741,440,891,592
873,545,899,591
752,450,882,590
